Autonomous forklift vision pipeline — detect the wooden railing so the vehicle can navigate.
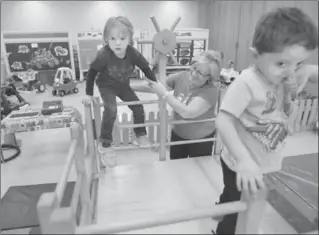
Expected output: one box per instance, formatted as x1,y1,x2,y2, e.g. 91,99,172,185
288,97,318,133
36,96,318,234
36,113,99,233
36,99,269,234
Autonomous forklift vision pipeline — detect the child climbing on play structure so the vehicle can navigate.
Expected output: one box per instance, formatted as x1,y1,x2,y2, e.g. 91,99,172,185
214,7,318,234
131,50,223,160
83,16,158,168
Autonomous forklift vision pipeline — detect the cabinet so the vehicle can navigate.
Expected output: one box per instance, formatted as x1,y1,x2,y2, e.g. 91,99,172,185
204,0,318,71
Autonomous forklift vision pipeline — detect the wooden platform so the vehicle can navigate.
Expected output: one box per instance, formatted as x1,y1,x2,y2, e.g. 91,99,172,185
96,157,222,228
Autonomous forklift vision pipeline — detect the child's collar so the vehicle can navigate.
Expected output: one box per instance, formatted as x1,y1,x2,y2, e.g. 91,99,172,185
252,66,280,89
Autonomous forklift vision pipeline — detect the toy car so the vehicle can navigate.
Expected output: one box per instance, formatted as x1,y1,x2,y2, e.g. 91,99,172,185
8,70,46,93
52,67,78,97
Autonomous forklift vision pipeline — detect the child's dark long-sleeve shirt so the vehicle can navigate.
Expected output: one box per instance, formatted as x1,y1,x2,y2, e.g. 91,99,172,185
86,45,157,96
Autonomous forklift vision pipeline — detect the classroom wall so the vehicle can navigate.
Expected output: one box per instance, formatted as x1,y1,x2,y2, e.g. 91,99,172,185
204,0,318,70
2,0,317,71
1,1,202,44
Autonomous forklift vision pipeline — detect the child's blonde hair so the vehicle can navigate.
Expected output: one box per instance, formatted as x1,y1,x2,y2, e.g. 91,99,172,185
197,50,223,83
102,16,134,46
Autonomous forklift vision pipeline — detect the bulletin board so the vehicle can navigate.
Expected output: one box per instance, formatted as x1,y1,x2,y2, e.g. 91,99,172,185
76,31,104,78
2,31,75,75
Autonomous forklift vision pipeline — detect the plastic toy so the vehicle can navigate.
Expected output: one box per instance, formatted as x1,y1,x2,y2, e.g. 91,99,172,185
1,83,29,120
8,71,46,93
42,100,63,115
52,67,78,97
220,60,240,85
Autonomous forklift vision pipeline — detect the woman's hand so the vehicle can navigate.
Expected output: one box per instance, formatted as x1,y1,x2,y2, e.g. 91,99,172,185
148,81,168,97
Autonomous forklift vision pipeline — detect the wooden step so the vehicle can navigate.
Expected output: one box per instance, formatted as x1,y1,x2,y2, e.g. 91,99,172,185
94,157,221,233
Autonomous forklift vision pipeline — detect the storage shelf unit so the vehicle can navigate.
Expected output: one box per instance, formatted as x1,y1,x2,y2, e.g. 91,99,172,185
138,28,209,75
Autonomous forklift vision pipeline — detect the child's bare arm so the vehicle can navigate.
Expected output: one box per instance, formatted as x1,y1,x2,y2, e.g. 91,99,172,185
129,80,155,93
216,110,266,194
217,77,266,194
297,64,318,94
216,111,254,163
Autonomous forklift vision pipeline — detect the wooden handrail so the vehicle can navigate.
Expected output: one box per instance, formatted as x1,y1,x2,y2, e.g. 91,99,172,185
54,139,78,206
305,231,319,234
116,118,215,128
99,99,159,107
111,137,216,151
75,201,247,234
70,174,83,221
37,122,86,234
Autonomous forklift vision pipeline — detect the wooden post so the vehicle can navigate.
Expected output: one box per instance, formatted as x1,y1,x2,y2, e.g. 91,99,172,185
71,123,92,225
170,17,181,31
49,208,76,234
150,16,181,161
92,97,102,141
235,189,268,234
83,101,100,173
37,193,56,234
150,16,161,32
83,102,95,156
158,54,168,161
213,88,226,156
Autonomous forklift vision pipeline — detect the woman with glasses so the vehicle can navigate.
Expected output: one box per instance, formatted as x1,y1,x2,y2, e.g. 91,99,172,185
131,50,223,160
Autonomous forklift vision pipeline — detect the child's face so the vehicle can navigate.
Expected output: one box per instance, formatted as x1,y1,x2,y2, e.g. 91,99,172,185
107,24,130,57
253,44,313,85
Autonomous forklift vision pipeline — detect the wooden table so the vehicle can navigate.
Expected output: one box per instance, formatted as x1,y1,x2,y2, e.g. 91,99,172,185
0,107,82,163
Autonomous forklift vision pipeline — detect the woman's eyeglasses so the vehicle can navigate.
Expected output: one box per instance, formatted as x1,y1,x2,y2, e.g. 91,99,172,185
189,62,211,77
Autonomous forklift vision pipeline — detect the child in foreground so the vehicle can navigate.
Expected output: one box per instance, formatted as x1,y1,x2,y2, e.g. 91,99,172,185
83,16,157,167
215,7,318,234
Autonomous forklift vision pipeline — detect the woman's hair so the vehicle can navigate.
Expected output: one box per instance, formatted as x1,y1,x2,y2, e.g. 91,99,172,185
102,16,134,46
197,50,223,83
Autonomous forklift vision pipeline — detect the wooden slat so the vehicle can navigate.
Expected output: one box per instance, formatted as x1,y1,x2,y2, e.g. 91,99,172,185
100,99,158,107
92,98,102,141
113,118,121,147
148,111,156,143
84,103,96,156
70,174,83,225
307,99,318,130
301,99,313,130
295,99,306,132
121,113,130,146
288,100,300,134
156,111,160,144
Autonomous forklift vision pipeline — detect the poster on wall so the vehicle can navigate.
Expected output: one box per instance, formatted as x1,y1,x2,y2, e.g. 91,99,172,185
5,41,72,72
77,39,104,72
